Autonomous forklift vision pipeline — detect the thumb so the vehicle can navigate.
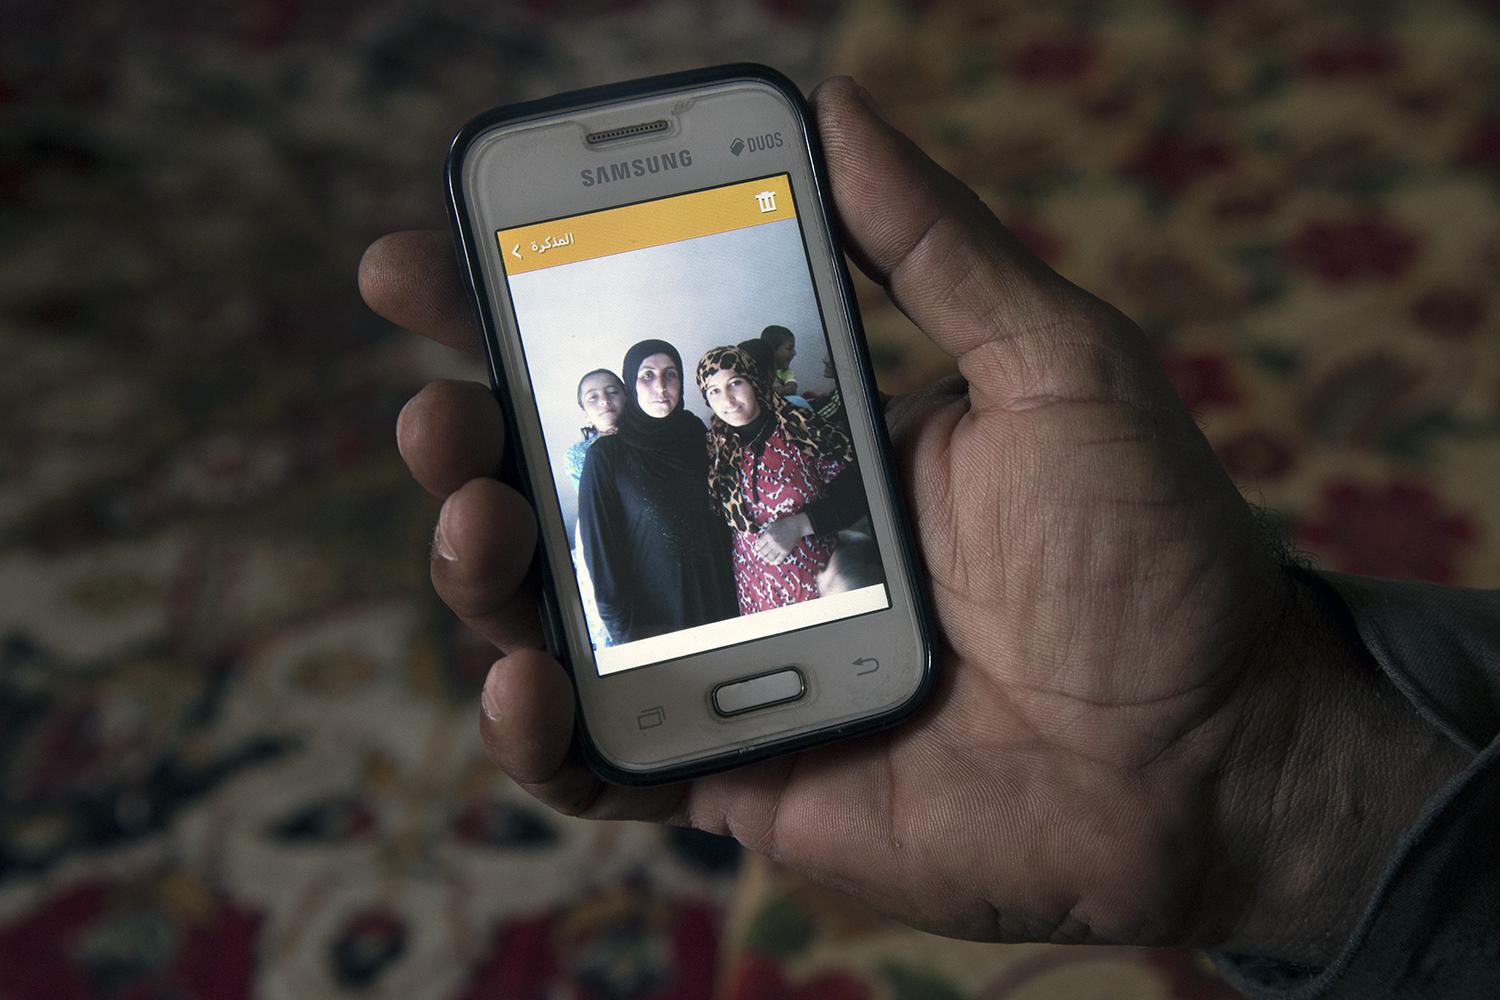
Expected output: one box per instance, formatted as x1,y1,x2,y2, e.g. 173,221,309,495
813,78,1165,416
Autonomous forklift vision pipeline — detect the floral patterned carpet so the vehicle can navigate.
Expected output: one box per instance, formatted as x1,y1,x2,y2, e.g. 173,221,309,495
2,1,1498,998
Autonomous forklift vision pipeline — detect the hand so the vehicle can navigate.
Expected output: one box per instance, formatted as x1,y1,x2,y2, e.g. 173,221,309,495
359,79,1466,962
752,513,811,564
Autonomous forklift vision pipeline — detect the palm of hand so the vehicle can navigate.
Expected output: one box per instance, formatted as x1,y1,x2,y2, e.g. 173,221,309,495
732,331,1290,946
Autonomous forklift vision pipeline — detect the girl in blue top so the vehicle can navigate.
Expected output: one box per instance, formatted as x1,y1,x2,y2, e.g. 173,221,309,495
565,369,625,649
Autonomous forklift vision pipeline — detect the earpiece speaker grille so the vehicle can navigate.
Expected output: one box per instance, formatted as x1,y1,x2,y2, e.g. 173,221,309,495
584,119,670,145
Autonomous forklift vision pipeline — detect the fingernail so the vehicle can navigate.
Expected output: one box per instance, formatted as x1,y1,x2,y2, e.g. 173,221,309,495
480,665,501,721
432,507,457,561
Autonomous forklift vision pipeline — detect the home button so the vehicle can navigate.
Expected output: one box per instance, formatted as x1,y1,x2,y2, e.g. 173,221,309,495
712,668,805,717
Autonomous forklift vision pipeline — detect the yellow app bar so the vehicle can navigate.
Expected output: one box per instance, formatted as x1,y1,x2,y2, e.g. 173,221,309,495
497,175,796,276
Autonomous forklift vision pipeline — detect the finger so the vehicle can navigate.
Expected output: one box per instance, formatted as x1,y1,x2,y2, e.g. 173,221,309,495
480,649,686,820
433,478,545,652
359,230,482,355
812,78,1159,413
397,380,505,497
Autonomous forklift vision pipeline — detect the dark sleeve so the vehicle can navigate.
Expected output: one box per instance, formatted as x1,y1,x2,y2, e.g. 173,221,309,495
577,445,632,644
803,461,867,536
1214,571,1500,999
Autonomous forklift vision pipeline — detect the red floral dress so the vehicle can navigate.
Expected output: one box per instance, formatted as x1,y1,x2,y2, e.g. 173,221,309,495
732,427,844,614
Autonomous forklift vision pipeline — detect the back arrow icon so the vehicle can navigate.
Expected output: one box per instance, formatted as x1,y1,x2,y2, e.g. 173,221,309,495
511,244,522,259
852,657,880,675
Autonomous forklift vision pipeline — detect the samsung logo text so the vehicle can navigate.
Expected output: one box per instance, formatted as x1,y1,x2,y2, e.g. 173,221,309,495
581,150,693,187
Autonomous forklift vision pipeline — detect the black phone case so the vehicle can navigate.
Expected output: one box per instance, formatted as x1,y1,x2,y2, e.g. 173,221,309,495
445,63,937,786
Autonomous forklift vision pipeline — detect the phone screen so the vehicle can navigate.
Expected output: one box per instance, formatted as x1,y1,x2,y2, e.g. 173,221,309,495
496,173,890,675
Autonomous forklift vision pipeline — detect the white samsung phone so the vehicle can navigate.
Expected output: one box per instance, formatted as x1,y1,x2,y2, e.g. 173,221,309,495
446,64,935,785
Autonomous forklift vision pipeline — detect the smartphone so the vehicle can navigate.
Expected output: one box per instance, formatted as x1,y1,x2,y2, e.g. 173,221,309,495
446,63,935,785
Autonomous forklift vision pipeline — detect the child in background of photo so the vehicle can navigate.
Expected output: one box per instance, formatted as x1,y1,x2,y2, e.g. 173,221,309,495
808,354,844,425
759,324,800,397
697,345,871,614
738,337,812,410
736,338,777,387
565,369,626,649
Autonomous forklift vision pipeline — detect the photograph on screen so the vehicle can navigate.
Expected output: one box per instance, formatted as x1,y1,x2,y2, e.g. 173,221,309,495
499,175,889,675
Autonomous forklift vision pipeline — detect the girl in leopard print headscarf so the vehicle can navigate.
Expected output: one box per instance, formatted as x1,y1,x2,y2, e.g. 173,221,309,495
696,344,868,614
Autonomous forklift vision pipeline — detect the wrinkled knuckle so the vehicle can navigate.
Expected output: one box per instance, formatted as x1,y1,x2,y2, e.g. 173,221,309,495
900,211,970,296
963,311,1147,414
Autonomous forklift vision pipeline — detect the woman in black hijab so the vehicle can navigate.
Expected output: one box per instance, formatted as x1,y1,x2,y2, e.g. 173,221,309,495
576,339,738,645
